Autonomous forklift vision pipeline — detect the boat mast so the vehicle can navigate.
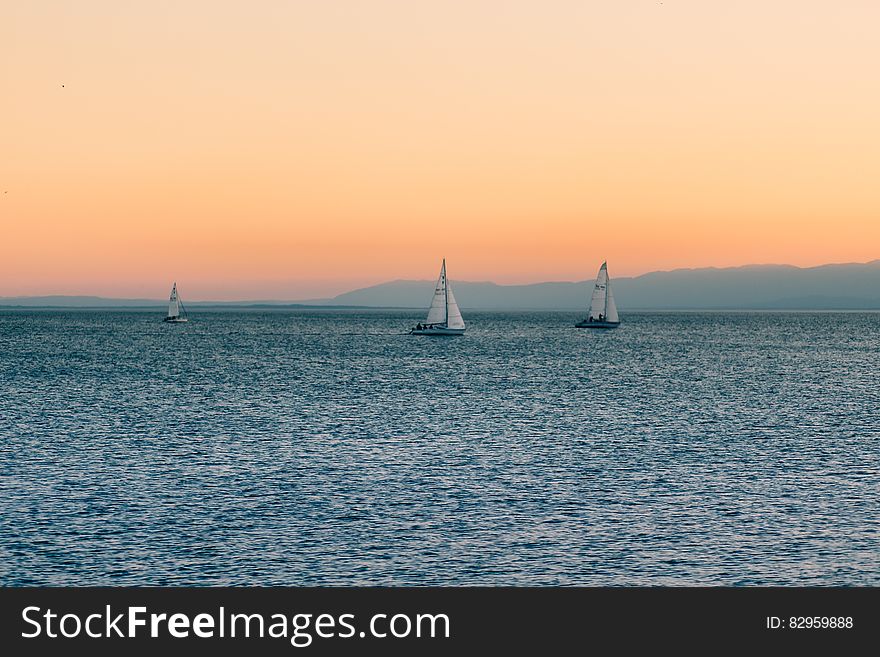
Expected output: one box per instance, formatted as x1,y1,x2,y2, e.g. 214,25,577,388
603,262,608,320
443,258,448,326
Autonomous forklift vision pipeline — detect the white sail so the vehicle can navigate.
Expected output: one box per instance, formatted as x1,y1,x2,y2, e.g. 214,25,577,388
588,263,608,321
604,275,619,323
424,261,447,325
445,280,465,329
167,283,180,318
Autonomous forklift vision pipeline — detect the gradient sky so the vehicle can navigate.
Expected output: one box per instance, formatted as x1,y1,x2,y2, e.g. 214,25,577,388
2,1,879,299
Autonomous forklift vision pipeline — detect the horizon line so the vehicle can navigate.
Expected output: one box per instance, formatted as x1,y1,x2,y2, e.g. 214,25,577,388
1,257,879,304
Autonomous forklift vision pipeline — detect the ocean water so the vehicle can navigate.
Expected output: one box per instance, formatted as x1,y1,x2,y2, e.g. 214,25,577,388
0,309,878,586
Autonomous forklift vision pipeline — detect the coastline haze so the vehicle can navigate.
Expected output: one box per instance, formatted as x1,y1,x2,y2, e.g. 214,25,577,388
2,259,879,310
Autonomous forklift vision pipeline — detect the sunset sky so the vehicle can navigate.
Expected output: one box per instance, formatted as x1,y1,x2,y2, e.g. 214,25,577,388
2,1,879,299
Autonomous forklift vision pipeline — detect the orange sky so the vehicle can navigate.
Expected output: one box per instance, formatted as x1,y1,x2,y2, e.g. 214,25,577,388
2,1,879,299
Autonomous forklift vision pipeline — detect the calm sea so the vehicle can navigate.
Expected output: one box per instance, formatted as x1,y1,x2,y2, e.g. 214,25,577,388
1,309,878,585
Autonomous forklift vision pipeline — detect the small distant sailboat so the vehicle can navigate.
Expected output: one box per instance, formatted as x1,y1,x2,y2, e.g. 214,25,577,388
163,282,188,323
410,259,465,336
575,262,620,329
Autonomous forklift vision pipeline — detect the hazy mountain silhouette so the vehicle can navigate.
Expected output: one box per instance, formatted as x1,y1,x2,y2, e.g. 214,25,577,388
306,261,880,310
3,261,879,310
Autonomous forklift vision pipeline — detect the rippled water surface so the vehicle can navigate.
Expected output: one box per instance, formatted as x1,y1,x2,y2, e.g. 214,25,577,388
1,310,878,585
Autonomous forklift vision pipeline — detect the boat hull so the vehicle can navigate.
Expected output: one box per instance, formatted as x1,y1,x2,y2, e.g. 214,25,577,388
410,326,464,336
163,317,188,323
575,320,620,329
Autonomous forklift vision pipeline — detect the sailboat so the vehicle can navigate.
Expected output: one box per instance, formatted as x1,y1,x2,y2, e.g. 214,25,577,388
575,262,620,329
410,259,465,336
163,282,188,323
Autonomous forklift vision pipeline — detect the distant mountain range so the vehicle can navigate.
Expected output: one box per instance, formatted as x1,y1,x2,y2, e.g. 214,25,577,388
3,261,880,310
304,260,880,310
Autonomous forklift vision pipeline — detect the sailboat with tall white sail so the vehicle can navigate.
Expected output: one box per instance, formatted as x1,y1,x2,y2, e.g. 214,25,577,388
575,262,620,329
410,259,465,336
163,282,188,323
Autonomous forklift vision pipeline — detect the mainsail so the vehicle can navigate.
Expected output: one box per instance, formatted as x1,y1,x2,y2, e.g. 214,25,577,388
586,262,619,323
167,283,180,319
423,259,465,329
590,262,608,322
425,263,448,325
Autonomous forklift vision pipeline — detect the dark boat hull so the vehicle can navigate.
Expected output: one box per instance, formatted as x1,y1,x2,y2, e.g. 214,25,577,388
410,326,464,336
575,320,620,329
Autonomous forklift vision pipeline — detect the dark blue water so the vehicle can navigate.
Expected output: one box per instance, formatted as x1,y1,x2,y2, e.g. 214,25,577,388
1,310,878,585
